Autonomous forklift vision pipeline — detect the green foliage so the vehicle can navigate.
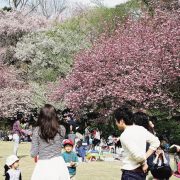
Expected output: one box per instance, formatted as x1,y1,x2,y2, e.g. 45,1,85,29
88,0,141,30
15,27,90,83
149,108,180,144
30,82,65,110
14,0,142,85
56,0,142,39
156,118,180,144
30,82,48,108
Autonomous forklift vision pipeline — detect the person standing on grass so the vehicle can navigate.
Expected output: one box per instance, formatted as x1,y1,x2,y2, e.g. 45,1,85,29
113,107,160,180
31,104,70,180
62,139,78,180
12,113,26,156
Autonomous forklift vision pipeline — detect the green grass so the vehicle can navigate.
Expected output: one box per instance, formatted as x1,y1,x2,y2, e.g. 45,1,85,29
0,142,178,180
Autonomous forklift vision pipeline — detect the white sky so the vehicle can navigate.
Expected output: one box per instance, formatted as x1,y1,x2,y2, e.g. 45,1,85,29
0,0,129,8
0,1,7,7
71,0,129,7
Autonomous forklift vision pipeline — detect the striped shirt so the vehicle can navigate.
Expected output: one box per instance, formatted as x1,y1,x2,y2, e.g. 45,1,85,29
31,125,66,160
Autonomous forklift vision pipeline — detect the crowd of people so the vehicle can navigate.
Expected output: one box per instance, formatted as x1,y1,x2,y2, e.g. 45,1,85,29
2,104,180,180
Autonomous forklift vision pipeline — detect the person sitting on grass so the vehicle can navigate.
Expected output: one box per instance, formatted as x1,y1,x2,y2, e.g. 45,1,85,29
151,146,172,180
76,140,87,162
62,139,78,180
170,144,180,177
5,155,22,180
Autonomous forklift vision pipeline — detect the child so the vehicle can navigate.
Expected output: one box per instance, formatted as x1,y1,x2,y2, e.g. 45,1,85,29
5,155,22,180
76,140,87,162
62,139,78,180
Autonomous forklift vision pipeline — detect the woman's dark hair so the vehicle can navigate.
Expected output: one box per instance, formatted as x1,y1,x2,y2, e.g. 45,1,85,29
16,112,23,121
151,166,172,179
113,107,133,125
134,112,150,130
37,104,60,143
76,140,82,148
149,116,157,123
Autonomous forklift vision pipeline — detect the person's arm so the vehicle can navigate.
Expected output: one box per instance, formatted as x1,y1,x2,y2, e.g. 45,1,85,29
153,154,159,164
66,162,71,167
145,130,160,159
30,128,39,158
174,153,180,162
170,144,180,150
70,161,78,167
60,125,66,137
162,152,169,165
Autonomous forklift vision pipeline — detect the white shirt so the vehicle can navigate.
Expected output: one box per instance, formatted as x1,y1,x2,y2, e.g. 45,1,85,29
6,169,21,180
108,136,114,144
120,125,160,170
95,131,100,140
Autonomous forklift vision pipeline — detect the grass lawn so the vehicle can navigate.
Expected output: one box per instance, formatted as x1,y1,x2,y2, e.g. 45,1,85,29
0,141,178,180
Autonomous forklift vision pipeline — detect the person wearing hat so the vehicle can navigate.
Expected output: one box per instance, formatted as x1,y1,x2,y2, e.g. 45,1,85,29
62,139,78,180
5,155,22,180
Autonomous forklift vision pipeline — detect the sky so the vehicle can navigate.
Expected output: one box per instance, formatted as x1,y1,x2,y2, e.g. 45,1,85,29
71,0,129,7
0,0,129,8
0,0,7,7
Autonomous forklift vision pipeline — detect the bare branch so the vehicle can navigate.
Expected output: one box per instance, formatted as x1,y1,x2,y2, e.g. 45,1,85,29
5,0,31,10
37,0,67,19
90,0,104,7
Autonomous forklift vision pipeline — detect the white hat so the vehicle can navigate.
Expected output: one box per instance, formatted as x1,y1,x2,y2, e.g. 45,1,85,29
6,155,19,166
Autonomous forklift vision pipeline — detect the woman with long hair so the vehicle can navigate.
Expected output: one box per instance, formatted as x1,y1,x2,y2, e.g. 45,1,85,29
31,104,70,180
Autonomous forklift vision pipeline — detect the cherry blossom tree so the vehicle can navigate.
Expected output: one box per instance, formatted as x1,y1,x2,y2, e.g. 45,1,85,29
142,0,179,11
0,10,47,117
0,63,33,117
52,9,180,115
14,27,90,83
0,10,47,47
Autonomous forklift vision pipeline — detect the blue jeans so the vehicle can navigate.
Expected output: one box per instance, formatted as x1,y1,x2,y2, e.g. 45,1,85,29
121,170,146,180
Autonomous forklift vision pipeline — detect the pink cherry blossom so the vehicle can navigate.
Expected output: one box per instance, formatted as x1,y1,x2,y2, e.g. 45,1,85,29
51,9,180,114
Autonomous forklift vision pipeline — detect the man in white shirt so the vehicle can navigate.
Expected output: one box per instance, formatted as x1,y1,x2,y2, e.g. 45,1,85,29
113,107,160,180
